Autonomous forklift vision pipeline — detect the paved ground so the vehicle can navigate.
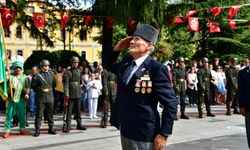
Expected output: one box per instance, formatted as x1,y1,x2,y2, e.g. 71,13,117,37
0,105,248,150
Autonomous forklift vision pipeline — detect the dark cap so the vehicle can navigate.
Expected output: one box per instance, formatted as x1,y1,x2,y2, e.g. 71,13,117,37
133,24,159,45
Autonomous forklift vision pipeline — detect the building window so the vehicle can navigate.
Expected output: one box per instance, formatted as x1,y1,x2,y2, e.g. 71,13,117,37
16,26,22,39
40,6,46,13
27,6,35,13
7,49,11,59
4,29,11,38
17,50,23,56
81,51,86,60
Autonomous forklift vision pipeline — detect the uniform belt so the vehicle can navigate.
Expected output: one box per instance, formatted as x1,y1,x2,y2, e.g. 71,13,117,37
70,82,80,85
203,78,209,81
178,79,185,82
109,81,115,84
42,88,52,93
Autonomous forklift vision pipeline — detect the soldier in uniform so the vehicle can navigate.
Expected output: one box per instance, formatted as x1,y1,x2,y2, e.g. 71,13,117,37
172,57,189,119
197,57,215,118
225,57,239,115
31,59,57,137
63,56,87,133
100,69,117,128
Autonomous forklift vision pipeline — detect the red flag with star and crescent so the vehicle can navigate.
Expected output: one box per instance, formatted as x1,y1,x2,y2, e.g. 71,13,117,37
184,10,197,22
61,13,69,29
1,9,16,29
210,7,221,17
207,19,220,33
228,19,236,30
228,5,241,19
33,12,46,29
188,17,199,32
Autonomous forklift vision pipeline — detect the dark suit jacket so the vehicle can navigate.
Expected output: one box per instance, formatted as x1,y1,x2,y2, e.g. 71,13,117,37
238,66,250,111
102,49,177,142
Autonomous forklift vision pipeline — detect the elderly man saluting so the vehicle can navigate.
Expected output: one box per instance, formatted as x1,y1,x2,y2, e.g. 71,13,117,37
102,24,177,150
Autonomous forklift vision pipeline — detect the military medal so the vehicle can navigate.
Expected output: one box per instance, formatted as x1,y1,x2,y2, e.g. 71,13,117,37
135,79,141,93
147,81,152,93
141,81,147,94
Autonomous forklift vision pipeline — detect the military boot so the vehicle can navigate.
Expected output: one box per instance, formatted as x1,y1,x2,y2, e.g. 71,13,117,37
48,127,57,135
180,113,189,119
226,109,231,115
63,125,70,133
34,128,40,137
207,112,215,117
101,113,108,128
77,124,87,130
233,108,240,114
198,111,203,118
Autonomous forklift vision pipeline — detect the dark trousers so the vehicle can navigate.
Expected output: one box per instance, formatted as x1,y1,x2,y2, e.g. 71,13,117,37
66,98,82,127
246,111,250,149
35,102,54,129
176,90,186,115
198,90,212,114
210,84,216,105
54,91,64,113
187,88,197,105
226,88,238,110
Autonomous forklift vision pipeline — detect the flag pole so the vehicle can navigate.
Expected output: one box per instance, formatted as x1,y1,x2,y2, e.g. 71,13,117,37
0,14,13,100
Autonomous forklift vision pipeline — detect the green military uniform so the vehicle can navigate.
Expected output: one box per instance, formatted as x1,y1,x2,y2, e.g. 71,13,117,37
31,61,56,136
225,58,239,115
172,58,188,119
197,57,215,118
101,69,117,128
63,56,86,133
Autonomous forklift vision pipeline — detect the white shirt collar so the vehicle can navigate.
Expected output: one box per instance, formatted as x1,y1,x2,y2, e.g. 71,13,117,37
134,55,149,67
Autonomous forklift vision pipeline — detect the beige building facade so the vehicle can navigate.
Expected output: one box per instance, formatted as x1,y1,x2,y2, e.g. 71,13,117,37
1,0,102,63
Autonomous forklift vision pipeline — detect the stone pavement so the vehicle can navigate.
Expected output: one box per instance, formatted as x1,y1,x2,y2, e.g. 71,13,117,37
0,105,247,150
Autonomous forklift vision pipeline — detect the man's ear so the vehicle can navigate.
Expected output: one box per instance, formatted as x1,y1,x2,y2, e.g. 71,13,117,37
146,42,153,51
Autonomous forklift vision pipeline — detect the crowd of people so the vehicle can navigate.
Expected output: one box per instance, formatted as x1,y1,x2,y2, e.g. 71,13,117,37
1,23,250,149
166,56,246,119
1,55,117,138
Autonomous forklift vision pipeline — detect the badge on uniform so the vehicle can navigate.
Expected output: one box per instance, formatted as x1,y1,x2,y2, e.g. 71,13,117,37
135,79,141,93
134,71,152,94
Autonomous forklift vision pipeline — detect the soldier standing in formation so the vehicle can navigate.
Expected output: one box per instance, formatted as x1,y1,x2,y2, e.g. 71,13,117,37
172,57,189,119
100,69,117,128
31,59,57,137
225,58,240,115
63,56,87,133
197,57,215,118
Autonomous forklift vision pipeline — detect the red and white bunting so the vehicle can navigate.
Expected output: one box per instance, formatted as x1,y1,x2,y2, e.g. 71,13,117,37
228,5,241,19
228,19,236,30
188,17,199,32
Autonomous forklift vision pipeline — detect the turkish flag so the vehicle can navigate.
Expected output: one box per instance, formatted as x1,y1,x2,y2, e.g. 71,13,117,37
128,18,136,30
207,19,220,33
173,16,183,23
1,9,16,29
210,7,221,17
107,16,114,29
33,12,46,28
228,5,241,19
188,17,199,32
228,19,236,30
184,10,197,22
61,13,69,29
84,16,93,27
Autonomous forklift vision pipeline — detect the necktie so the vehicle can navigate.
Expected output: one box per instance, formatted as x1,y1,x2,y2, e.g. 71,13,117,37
123,61,136,84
